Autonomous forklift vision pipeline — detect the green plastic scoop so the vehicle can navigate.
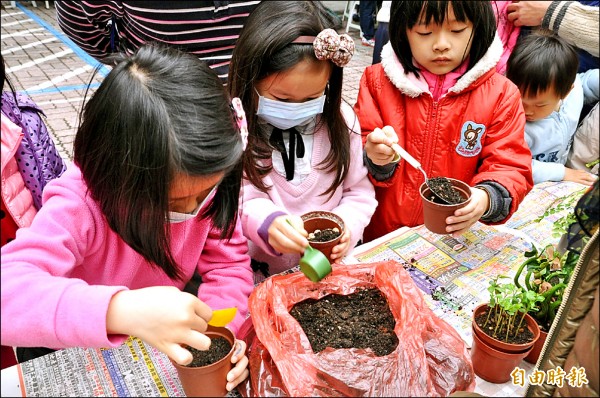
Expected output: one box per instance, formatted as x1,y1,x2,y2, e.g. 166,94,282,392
208,307,237,327
299,245,332,282
287,219,332,282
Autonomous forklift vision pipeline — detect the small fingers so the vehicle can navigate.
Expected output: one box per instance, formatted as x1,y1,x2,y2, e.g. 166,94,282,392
226,367,249,391
184,329,212,351
191,299,213,326
228,354,249,381
226,344,249,391
231,340,246,362
445,217,476,237
169,344,194,366
270,231,307,254
380,125,398,144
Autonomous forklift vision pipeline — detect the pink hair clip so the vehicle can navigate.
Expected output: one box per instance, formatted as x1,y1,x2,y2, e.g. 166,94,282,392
231,97,248,151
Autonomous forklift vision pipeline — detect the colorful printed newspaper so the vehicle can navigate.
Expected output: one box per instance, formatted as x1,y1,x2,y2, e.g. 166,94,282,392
345,181,587,347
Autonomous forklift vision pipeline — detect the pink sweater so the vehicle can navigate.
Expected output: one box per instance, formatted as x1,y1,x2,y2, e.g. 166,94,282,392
493,0,521,75
242,103,377,277
0,165,253,349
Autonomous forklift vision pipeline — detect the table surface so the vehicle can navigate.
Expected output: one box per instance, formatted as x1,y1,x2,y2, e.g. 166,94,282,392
2,181,585,397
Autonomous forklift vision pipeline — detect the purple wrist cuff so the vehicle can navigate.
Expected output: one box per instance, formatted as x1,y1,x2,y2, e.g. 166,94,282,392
258,211,288,250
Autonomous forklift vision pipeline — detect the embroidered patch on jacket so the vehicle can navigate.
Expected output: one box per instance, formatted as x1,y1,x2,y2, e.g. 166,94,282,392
456,121,485,157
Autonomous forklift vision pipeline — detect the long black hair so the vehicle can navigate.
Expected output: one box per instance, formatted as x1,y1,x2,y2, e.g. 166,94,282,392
389,1,497,77
228,1,354,198
74,43,244,280
1,54,19,105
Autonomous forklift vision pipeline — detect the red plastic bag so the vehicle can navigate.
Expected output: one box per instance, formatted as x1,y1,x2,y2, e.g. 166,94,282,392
237,260,475,397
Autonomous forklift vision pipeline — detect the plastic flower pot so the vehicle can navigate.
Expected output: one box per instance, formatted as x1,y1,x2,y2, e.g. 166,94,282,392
471,303,540,353
524,329,548,364
171,325,235,397
301,211,345,261
471,326,533,383
419,178,472,234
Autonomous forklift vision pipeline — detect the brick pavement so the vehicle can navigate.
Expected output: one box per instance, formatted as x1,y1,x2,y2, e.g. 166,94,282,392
1,1,375,163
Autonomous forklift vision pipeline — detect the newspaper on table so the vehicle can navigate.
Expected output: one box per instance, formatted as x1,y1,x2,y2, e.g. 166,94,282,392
345,181,588,347
1,336,185,397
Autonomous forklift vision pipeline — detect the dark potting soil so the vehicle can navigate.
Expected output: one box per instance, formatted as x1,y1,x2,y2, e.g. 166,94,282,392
474,312,535,345
289,288,399,356
185,337,231,367
308,227,341,243
428,177,464,205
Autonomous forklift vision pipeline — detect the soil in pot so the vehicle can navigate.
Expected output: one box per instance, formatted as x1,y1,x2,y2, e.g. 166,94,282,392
289,288,399,356
308,227,341,243
427,177,465,204
474,311,535,345
420,178,472,234
185,336,231,367
171,326,235,397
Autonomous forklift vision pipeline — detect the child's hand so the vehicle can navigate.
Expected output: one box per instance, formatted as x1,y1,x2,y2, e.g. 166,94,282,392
268,215,309,255
563,167,598,186
365,126,398,166
226,339,249,391
445,187,489,237
330,228,351,263
106,286,213,365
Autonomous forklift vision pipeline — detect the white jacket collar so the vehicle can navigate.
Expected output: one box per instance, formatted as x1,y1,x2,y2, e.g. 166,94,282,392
381,34,504,97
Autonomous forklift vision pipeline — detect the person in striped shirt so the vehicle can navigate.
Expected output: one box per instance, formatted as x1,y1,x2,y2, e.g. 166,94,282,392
55,1,260,83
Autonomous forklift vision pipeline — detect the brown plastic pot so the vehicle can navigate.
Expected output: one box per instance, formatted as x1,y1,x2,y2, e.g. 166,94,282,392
471,327,533,383
171,325,235,397
524,329,548,364
301,211,345,261
471,303,540,353
419,178,471,234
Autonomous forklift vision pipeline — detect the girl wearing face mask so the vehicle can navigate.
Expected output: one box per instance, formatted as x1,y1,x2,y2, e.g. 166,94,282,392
1,44,253,392
228,1,377,283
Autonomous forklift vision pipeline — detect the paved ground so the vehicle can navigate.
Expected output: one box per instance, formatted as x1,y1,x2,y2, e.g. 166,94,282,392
1,0,374,163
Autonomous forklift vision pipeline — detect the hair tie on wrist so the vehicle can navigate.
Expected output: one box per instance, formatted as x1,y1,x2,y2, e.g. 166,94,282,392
292,28,355,67
231,98,248,151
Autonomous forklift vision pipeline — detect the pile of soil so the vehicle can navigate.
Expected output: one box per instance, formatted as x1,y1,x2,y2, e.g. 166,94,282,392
289,288,398,356
185,337,231,367
428,177,464,204
308,227,341,243
474,312,534,345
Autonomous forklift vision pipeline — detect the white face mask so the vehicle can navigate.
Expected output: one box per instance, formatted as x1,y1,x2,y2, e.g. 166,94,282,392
256,92,326,131
168,186,217,224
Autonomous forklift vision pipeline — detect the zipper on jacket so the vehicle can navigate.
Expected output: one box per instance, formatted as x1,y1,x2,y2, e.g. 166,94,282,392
524,230,599,396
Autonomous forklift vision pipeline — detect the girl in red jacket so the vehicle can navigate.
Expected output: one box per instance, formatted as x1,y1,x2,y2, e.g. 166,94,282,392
355,0,534,242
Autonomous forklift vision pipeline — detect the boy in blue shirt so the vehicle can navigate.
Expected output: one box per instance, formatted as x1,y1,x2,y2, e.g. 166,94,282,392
507,29,598,186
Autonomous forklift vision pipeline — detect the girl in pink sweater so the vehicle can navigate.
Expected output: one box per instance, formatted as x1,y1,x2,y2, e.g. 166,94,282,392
228,1,377,282
1,44,252,392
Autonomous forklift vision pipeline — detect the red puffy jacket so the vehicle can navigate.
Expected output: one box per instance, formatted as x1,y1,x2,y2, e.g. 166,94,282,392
355,36,533,242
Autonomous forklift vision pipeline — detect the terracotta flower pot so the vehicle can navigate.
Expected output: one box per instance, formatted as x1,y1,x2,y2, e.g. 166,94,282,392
524,329,548,364
472,303,540,353
301,211,345,261
419,178,472,234
171,325,235,397
471,328,533,383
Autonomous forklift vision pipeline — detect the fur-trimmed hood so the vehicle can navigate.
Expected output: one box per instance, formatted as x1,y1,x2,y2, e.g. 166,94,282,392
380,34,504,98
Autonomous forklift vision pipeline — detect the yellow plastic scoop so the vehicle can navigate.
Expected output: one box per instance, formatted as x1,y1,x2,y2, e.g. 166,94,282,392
208,307,237,327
